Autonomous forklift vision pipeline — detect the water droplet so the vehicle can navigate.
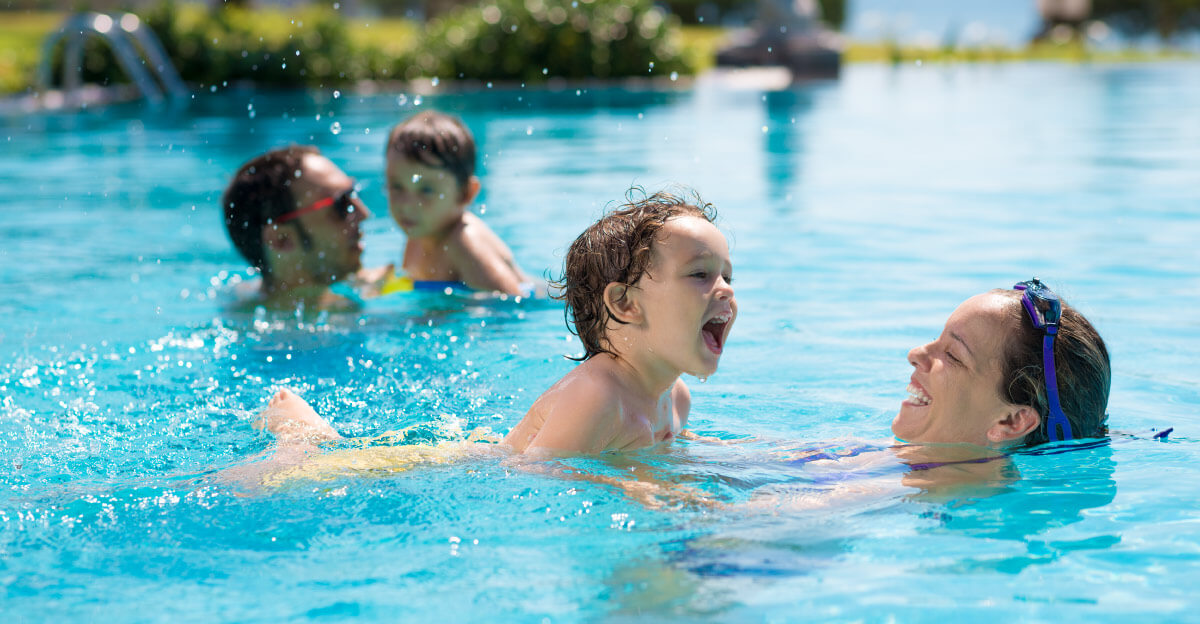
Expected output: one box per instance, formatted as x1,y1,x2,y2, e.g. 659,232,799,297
670,71,678,81
396,93,408,106
333,90,341,98
698,376,708,383
526,126,533,135
411,174,422,183
542,68,548,75
431,77,440,86
761,125,768,133
329,121,342,135
413,95,423,106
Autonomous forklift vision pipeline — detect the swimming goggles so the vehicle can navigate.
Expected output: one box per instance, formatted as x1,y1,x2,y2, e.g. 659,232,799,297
273,183,360,225
1014,279,1073,442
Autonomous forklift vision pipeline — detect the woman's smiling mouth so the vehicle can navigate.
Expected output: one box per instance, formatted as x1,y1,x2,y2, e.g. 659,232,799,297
905,380,932,407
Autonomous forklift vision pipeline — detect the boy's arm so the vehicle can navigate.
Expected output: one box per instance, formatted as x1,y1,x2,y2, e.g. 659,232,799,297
445,221,527,295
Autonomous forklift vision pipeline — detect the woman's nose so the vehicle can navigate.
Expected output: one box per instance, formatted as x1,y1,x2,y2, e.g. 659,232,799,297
908,343,931,370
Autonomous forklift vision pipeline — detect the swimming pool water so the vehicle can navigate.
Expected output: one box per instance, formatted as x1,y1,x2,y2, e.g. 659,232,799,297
2,62,1199,621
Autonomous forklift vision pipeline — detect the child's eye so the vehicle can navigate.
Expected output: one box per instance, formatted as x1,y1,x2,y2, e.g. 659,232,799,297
723,274,733,285
690,271,708,280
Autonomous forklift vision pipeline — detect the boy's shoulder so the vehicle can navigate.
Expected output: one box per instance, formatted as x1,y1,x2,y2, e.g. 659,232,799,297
537,359,625,413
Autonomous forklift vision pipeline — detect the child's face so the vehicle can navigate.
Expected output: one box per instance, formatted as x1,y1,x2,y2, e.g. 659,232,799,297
632,216,736,378
386,156,467,238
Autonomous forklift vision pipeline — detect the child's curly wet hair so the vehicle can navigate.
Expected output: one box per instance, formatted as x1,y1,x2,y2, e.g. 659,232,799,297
557,188,716,360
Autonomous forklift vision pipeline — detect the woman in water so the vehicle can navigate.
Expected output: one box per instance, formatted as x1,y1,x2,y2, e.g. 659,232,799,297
759,278,1111,503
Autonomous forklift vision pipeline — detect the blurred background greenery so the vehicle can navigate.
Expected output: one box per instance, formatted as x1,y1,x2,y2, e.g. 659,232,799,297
2,0,1198,95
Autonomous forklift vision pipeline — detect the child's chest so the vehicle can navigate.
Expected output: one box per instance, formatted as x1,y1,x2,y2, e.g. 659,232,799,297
618,396,681,448
402,241,457,280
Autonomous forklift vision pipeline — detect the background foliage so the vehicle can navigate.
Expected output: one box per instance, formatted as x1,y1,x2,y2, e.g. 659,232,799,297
409,0,690,82
1090,0,1200,39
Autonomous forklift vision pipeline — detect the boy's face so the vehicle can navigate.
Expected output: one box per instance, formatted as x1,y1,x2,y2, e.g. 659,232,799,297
632,216,737,378
386,156,470,238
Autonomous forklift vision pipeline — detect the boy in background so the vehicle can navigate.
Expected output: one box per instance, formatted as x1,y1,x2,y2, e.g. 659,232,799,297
381,111,531,295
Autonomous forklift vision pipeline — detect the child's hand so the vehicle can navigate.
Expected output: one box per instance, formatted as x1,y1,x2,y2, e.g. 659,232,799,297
353,263,395,297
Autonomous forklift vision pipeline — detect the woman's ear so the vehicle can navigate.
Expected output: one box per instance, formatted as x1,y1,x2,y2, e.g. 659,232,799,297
603,282,642,324
987,406,1041,444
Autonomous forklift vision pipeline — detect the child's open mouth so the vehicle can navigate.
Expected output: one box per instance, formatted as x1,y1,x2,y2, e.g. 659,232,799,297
702,312,732,354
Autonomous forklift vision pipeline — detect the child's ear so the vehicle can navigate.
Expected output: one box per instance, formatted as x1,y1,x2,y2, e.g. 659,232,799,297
460,175,481,205
603,282,642,324
987,405,1040,444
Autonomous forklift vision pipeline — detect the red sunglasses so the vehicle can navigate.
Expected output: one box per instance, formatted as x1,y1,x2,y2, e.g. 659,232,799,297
274,185,360,225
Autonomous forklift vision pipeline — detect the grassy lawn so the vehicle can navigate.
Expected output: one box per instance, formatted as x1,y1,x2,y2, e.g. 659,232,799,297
0,11,64,93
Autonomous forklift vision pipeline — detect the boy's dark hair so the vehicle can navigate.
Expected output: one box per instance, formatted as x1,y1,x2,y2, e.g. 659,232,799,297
558,188,716,360
995,289,1111,446
387,111,476,189
221,145,318,277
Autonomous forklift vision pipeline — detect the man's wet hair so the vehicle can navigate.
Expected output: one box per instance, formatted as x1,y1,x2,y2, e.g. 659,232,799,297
387,111,476,190
221,145,318,278
996,289,1111,446
557,187,716,360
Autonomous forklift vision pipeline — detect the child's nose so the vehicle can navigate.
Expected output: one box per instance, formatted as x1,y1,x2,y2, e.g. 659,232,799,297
716,277,734,300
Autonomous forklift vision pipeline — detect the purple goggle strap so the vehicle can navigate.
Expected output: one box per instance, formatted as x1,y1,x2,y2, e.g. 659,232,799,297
1015,282,1073,442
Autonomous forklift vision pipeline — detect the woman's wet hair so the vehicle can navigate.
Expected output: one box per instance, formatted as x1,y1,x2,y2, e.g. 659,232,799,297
557,187,716,360
386,111,476,190
222,145,318,279
995,289,1111,446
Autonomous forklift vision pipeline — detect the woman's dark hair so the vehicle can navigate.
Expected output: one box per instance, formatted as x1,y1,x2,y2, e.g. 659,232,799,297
221,145,318,278
557,188,716,360
995,288,1111,446
386,111,476,190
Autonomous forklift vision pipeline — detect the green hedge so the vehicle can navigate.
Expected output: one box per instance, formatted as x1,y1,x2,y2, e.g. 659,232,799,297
138,2,390,86
394,0,691,82
41,0,692,90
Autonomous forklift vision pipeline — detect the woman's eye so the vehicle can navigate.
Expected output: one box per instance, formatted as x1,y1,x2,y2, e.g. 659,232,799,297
945,350,962,365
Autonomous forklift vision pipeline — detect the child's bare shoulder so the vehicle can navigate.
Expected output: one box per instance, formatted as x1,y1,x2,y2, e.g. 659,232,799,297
507,362,627,454
445,214,508,255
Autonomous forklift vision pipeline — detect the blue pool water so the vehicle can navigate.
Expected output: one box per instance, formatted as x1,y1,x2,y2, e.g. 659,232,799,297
3,62,1200,621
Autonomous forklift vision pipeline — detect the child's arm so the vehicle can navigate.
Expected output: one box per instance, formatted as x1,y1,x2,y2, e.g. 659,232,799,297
446,217,527,295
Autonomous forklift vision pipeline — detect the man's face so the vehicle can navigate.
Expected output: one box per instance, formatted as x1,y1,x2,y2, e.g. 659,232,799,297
279,154,370,283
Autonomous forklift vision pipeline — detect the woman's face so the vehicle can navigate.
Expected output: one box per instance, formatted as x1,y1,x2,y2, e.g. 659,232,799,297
891,292,1031,447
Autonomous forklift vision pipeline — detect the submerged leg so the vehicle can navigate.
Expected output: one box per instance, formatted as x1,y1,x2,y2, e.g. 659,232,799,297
253,389,344,444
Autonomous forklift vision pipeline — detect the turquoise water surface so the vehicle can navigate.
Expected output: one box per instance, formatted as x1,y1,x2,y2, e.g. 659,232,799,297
2,63,1199,621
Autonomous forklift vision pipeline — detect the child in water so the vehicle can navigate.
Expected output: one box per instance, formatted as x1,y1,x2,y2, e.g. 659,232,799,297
248,189,736,465
505,189,737,455
381,111,531,295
